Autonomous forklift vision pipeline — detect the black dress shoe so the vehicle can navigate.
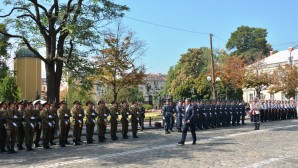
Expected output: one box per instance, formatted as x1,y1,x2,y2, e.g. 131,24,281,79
192,142,196,145
178,141,184,145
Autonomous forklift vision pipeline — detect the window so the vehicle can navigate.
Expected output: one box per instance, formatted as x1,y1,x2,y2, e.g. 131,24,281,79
270,93,274,100
249,94,253,101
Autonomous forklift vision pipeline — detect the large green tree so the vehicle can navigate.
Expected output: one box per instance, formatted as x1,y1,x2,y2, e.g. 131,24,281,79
169,47,212,99
0,0,128,104
226,26,272,64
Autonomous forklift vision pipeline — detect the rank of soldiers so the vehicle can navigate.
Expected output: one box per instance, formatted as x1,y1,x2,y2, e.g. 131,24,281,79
163,99,297,134
0,99,145,154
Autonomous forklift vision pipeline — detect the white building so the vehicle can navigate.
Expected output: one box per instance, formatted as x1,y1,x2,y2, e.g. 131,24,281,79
243,48,298,102
138,73,167,106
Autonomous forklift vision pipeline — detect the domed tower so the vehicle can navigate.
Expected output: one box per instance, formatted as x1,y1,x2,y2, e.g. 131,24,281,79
14,48,41,100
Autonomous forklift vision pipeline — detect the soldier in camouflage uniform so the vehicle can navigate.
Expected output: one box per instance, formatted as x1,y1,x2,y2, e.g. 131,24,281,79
71,100,82,146
0,101,7,152
109,101,119,140
40,101,53,149
96,100,108,142
24,101,35,151
78,102,85,143
57,101,68,147
16,100,25,150
5,101,18,153
139,102,145,131
33,100,42,148
120,101,130,139
49,101,57,145
64,103,72,144
85,101,96,144
130,102,139,138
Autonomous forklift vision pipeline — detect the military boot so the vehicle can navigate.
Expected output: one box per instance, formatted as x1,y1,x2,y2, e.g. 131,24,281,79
123,134,128,139
257,123,260,130
254,123,257,130
10,145,17,153
133,133,139,138
7,145,11,154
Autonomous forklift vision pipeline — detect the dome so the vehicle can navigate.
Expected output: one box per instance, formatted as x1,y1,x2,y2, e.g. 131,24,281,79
15,48,38,58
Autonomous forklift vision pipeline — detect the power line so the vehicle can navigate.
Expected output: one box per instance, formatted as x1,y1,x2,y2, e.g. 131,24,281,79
124,16,209,35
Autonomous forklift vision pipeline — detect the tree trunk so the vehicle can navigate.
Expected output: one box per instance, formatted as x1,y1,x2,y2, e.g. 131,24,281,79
45,56,63,108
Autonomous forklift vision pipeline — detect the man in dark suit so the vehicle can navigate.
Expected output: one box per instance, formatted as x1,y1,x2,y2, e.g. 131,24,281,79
178,98,197,145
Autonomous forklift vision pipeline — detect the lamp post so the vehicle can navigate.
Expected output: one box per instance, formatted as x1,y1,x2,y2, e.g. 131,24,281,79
288,47,294,66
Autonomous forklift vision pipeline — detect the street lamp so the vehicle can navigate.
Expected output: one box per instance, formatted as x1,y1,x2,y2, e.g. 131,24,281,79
207,76,220,101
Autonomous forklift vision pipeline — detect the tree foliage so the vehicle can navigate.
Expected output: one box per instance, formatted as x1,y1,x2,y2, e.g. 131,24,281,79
226,26,272,64
243,60,272,99
0,0,129,104
0,74,21,101
268,64,298,99
0,23,10,80
95,22,146,102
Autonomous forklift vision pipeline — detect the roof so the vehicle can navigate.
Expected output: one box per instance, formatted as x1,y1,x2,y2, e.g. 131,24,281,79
15,48,38,58
262,49,298,65
145,73,167,81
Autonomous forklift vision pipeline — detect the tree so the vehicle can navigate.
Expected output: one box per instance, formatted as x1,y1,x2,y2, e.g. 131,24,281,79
0,23,10,80
243,60,271,99
0,74,21,101
169,48,211,99
117,86,144,103
226,26,272,64
218,54,245,100
95,22,146,102
0,0,129,104
268,64,298,99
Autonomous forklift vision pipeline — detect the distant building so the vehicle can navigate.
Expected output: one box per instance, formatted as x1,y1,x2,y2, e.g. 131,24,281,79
14,48,41,100
138,73,167,106
243,48,298,102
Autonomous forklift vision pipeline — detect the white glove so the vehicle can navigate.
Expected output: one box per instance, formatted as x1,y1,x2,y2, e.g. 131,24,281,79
116,112,119,115
4,124,7,127
65,121,68,125
137,118,139,121
104,114,107,117
49,115,53,118
52,121,55,125
30,123,34,128
137,112,140,114
116,119,119,122
126,118,129,121
79,114,82,117
13,115,17,119
48,122,52,127
126,112,130,115
13,122,17,127
38,122,41,125
78,120,82,124
92,119,95,123
65,114,68,117
31,116,35,120
163,117,165,120
92,113,95,116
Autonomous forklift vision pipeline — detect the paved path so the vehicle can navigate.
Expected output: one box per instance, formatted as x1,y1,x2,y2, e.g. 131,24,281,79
1,119,298,168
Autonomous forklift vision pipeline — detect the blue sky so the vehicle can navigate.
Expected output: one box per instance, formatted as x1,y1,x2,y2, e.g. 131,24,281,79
116,0,298,74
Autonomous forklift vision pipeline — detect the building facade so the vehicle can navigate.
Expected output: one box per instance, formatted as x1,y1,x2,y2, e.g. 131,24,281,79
138,73,167,107
14,48,41,100
243,48,298,102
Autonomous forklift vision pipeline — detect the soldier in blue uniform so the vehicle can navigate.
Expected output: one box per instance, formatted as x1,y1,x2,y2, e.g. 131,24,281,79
210,100,216,128
215,101,222,127
162,99,176,134
226,101,232,126
196,100,204,130
175,100,183,132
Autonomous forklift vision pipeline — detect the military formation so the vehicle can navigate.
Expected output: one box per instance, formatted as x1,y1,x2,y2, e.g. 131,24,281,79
163,99,247,134
0,99,145,154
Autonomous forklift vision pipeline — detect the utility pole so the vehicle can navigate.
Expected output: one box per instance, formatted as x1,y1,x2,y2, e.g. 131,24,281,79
209,33,217,101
